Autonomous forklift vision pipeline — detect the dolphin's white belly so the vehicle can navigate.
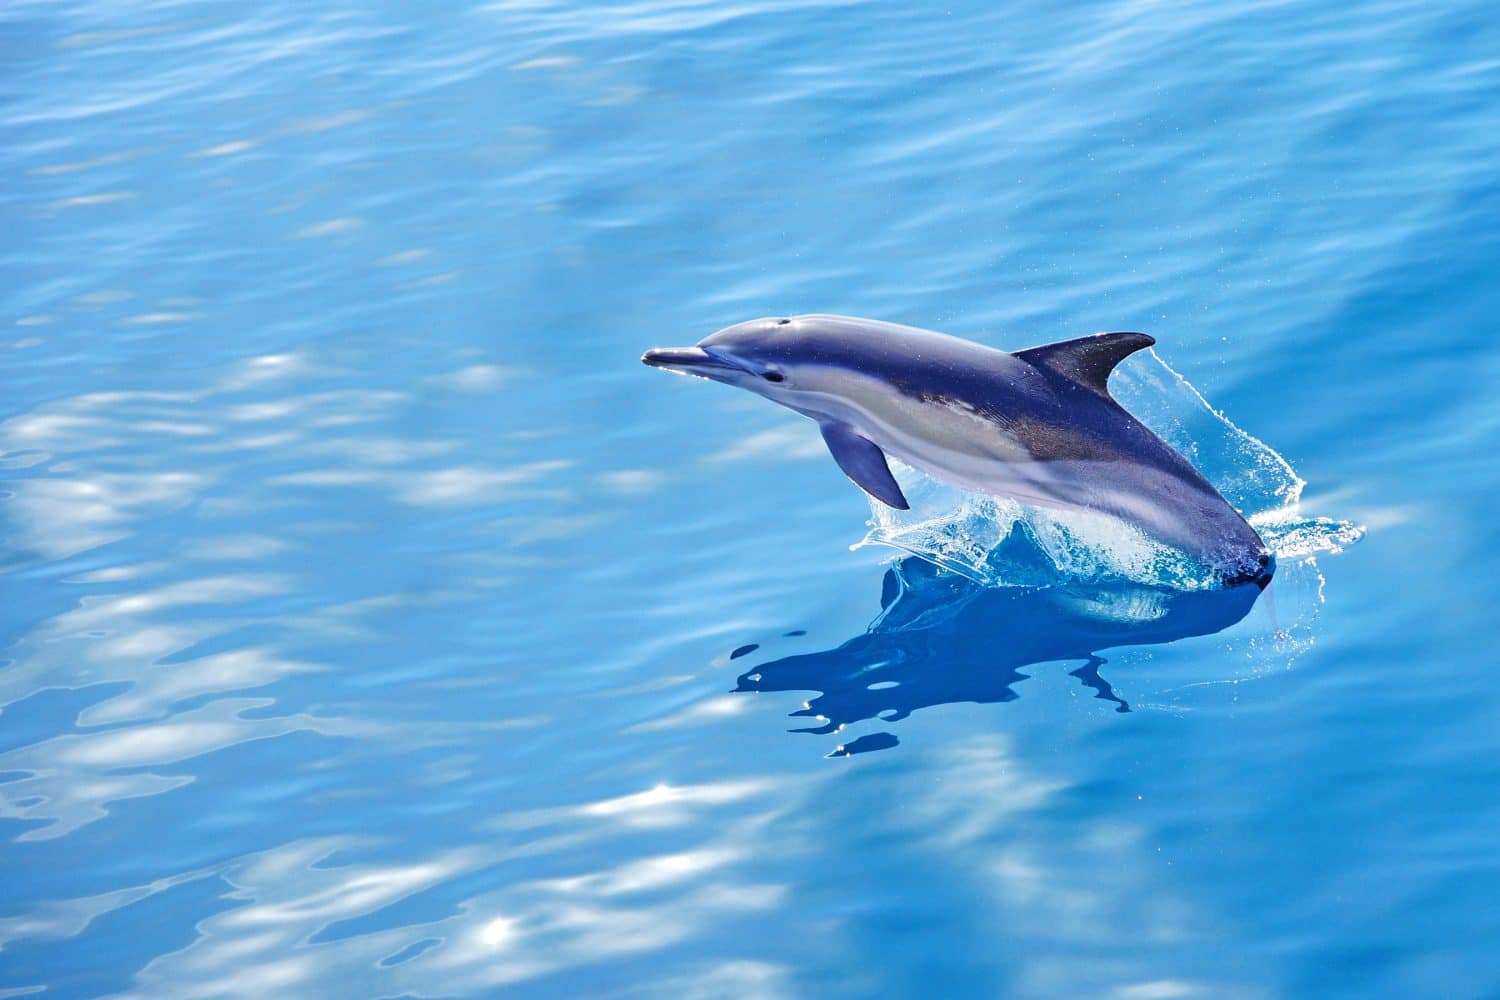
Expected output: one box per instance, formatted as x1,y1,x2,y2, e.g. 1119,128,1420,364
794,372,1064,505
790,370,1233,557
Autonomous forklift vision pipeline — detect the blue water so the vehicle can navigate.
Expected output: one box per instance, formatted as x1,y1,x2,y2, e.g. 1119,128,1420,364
2,1,1498,996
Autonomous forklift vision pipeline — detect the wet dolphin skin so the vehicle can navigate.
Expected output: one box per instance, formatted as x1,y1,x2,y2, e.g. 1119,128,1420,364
644,314,1271,583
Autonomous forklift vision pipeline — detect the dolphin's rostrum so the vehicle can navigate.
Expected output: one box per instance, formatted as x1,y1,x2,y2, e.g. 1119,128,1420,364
643,314,1271,584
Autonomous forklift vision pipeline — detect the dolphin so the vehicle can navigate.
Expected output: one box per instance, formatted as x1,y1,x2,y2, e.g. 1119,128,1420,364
643,314,1271,583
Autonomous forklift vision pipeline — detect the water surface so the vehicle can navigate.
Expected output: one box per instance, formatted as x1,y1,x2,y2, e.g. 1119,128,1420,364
3,1,1499,996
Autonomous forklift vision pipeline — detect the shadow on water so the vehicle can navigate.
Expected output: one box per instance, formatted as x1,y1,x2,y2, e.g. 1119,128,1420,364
733,557,1268,755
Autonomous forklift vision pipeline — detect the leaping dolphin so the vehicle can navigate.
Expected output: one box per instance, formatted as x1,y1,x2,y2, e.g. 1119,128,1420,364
643,314,1271,583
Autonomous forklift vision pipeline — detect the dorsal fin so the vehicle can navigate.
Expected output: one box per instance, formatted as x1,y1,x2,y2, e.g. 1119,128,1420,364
1013,332,1155,396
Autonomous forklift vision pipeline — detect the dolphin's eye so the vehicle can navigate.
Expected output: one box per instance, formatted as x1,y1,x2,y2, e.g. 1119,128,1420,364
761,370,785,383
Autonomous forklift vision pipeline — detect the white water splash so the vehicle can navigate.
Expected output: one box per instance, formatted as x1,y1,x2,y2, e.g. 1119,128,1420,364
857,350,1363,589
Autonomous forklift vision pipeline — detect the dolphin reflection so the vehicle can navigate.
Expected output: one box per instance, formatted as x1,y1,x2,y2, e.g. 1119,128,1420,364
733,558,1268,752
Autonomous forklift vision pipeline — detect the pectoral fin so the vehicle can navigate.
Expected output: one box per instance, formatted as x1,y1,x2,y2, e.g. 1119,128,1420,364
820,421,909,510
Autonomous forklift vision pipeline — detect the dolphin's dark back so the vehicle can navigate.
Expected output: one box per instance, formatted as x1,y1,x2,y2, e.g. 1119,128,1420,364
788,315,1215,492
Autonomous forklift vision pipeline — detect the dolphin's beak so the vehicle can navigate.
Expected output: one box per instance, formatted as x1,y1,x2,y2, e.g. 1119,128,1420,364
641,346,743,380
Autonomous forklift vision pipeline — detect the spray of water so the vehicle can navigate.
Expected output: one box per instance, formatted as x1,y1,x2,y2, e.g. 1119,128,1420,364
857,350,1363,590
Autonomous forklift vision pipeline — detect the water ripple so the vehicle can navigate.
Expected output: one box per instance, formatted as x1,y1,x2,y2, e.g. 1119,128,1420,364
2,0,1498,995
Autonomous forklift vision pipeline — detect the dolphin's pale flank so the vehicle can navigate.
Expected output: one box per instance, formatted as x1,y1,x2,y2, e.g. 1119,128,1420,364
643,314,1271,584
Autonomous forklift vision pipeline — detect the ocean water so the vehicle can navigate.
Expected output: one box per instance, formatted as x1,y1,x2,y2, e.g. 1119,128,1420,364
2,0,1498,996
